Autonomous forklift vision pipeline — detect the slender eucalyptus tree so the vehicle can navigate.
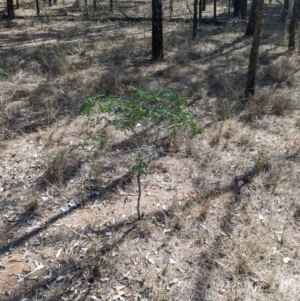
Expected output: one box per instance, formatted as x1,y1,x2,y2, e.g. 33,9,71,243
193,0,198,38
288,0,299,50
245,0,264,96
282,0,289,21
36,0,40,14
199,0,202,19
152,0,163,60
234,0,241,16
240,0,247,18
245,0,258,35
234,0,247,18
169,0,173,18
7,0,15,19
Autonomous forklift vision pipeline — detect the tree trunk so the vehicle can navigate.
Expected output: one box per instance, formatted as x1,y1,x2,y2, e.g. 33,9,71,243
93,0,96,11
199,0,202,19
169,0,173,18
16,0,19,9
110,0,113,13
214,0,217,18
234,0,241,16
288,0,299,50
202,0,206,11
48,0,52,7
193,0,198,38
240,0,247,18
235,0,247,18
245,0,257,35
36,0,40,14
228,0,231,16
152,0,163,60
6,0,15,19
282,0,289,20
245,0,264,96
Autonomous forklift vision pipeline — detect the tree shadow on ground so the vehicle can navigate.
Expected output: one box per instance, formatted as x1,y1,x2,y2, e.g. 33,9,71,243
191,165,262,300
0,140,263,300
0,122,177,254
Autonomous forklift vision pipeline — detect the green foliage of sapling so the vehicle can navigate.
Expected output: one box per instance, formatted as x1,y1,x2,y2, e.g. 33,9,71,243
80,86,203,136
80,86,202,219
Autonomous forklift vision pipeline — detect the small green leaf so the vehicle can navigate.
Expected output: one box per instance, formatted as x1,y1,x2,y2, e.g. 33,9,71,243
190,122,203,135
79,96,96,115
70,142,88,152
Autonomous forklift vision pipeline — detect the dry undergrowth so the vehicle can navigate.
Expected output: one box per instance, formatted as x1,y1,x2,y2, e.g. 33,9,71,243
1,0,300,300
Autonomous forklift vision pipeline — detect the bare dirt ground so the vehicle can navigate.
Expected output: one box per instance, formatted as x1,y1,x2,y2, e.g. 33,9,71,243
1,0,300,300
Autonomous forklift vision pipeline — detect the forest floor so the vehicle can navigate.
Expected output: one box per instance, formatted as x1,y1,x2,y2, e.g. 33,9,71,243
1,0,300,300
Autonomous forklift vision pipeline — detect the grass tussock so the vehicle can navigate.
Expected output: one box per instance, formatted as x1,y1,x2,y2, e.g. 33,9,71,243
95,68,144,95
262,56,295,87
240,90,293,122
32,43,73,76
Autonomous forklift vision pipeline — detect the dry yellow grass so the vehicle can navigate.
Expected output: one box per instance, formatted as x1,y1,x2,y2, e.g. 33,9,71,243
1,0,300,300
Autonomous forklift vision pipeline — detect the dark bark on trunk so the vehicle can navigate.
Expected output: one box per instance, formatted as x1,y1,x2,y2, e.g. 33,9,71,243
152,0,163,60
93,0,96,11
245,0,258,35
84,0,88,16
7,0,15,19
245,0,264,96
235,0,247,18
199,0,202,19
48,0,52,7
202,0,206,11
240,0,247,18
16,0,19,9
214,0,217,18
193,0,198,38
228,0,231,16
53,0,57,5
169,0,173,18
234,0,241,16
36,0,40,14
110,0,113,13
282,0,289,20
288,0,299,50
